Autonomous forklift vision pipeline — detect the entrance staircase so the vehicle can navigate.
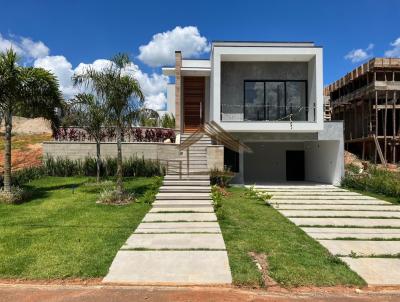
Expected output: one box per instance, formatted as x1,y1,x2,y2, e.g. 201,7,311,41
166,133,211,176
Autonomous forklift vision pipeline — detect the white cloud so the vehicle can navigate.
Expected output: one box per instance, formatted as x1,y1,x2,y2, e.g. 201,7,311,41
384,37,400,57
34,56,169,109
344,43,374,63
0,33,49,60
138,26,210,67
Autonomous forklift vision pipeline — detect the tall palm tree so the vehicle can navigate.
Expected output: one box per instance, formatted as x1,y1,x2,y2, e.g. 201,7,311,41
73,53,145,196
70,93,107,182
0,49,63,193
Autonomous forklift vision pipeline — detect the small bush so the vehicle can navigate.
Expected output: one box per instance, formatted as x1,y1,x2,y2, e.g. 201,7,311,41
97,189,135,205
210,168,235,187
245,185,272,203
342,165,400,200
211,185,223,213
0,186,26,204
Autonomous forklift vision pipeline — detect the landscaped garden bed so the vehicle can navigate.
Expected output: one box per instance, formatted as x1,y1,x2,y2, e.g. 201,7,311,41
0,176,161,279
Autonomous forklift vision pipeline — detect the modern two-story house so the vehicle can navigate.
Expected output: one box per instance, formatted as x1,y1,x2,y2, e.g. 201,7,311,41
162,41,344,185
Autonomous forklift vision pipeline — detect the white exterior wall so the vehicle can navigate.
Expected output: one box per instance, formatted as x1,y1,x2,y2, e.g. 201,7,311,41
210,45,324,132
166,84,175,115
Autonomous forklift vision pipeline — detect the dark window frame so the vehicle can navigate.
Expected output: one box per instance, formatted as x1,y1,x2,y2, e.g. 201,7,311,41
243,79,308,121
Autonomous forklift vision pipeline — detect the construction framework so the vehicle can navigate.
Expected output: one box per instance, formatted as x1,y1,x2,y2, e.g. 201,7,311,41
325,58,400,164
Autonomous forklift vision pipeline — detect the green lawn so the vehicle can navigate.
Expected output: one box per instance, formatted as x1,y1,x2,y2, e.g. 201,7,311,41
218,187,365,287
0,176,161,279
345,187,399,205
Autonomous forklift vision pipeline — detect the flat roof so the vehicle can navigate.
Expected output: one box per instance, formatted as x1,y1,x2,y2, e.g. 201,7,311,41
212,41,318,48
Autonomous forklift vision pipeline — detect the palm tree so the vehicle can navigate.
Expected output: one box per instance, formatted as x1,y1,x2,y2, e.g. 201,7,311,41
73,53,145,196
0,48,62,193
70,93,107,182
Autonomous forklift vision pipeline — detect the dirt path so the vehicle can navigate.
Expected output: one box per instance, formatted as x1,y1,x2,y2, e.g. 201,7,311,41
0,284,399,302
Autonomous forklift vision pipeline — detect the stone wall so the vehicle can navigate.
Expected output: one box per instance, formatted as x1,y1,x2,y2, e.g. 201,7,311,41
207,146,224,171
43,142,179,161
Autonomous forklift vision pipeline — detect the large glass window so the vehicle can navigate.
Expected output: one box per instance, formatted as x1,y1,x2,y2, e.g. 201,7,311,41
244,82,265,120
244,80,307,121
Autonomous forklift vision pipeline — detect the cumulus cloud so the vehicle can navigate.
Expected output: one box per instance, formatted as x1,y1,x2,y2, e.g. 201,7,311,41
384,37,400,57
344,43,374,63
137,26,210,67
0,33,49,60
34,56,169,109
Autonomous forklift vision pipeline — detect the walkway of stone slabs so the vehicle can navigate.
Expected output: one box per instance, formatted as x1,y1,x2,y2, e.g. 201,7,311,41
255,184,400,286
103,174,232,285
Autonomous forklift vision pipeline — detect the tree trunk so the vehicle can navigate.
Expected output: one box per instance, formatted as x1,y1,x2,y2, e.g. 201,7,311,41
3,109,12,192
96,141,101,183
116,124,123,195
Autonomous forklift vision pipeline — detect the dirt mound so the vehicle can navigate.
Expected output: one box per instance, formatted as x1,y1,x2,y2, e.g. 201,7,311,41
0,116,52,134
344,151,363,169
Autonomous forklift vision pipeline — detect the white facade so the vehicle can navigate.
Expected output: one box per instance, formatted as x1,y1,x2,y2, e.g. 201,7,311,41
162,42,343,185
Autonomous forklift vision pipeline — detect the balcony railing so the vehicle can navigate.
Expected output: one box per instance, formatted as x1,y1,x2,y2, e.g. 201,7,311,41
220,104,316,122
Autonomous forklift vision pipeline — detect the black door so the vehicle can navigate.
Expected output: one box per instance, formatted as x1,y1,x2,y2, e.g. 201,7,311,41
286,151,305,181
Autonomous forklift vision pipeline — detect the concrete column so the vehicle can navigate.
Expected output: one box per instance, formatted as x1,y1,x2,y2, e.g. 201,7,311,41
175,51,182,132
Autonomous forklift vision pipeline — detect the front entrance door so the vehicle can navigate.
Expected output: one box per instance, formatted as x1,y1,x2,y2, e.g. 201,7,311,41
286,150,305,181
183,77,204,132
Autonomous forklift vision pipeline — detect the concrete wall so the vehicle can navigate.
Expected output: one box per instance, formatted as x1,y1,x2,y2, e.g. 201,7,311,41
221,61,308,116
243,142,305,183
43,142,179,161
304,140,341,185
167,84,175,114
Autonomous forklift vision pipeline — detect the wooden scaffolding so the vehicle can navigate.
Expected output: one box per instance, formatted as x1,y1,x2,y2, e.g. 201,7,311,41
324,58,400,164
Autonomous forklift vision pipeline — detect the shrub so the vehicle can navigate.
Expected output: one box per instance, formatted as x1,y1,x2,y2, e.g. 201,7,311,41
342,165,400,200
97,188,134,205
245,185,272,203
0,186,26,204
0,156,165,188
211,185,223,213
210,168,235,187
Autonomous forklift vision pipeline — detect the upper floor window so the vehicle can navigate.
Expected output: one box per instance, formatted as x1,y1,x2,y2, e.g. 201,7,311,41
244,80,307,121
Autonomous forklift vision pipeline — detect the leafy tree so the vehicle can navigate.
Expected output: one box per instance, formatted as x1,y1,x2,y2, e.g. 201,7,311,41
73,53,145,196
160,113,175,128
70,93,107,182
0,48,62,193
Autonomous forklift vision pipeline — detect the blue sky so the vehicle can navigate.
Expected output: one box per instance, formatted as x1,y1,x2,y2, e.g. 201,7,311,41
1,0,399,109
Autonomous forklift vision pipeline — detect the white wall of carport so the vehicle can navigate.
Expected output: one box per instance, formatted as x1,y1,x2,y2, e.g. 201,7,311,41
304,141,341,185
243,142,305,183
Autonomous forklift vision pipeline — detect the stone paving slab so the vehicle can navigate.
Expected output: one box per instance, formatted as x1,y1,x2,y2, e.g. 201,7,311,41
153,200,213,207
270,192,363,196
156,193,211,200
150,206,214,213
271,195,376,200
280,210,400,218
143,213,217,222
302,227,400,239
273,204,400,211
319,240,400,256
340,257,400,286
135,222,221,233
103,250,232,284
122,233,226,250
289,217,400,227
269,199,389,205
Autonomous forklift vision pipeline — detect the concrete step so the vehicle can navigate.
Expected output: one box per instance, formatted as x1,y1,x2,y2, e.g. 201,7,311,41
143,212,217,222
163,180,210,186
270,192,367,196
289,217,400,227
164,174,210,180
156,193,211,200
122,233,225,250
153,200,213,207
319,240,400,257
271,195,376,200
302,227,400,240
273,204,400,211
103,250,232,285
280,210,400,218
159,186,211,193
150,206,214,213
134,222,221,233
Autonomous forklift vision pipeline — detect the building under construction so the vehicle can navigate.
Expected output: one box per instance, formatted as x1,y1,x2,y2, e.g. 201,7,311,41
325,58,400,165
